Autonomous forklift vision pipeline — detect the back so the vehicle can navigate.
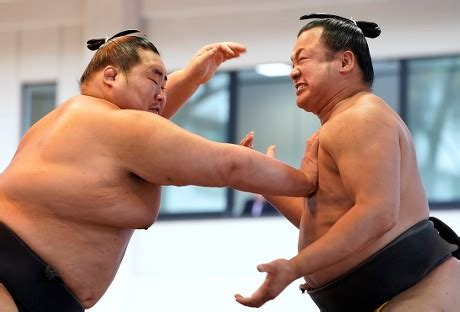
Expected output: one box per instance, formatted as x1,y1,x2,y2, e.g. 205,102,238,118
0,95,160,307
2,95,162,225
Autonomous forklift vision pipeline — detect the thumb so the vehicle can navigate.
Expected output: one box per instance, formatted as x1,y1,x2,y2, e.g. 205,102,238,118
266,145,276,158
257,263,270,273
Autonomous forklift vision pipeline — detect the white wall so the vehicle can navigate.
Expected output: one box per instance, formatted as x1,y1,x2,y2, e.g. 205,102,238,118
88,210,460,311
145,0,460,70
1,0,460,169
0,30,20,168
0,1,459,311
90,217,317,312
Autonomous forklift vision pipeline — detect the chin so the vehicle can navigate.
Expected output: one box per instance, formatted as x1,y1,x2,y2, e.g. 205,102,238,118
296,100,312,113
296,98,307,109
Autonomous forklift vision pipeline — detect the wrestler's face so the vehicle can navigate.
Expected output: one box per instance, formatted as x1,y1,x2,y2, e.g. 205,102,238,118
115,49,167,114
290,27,335,113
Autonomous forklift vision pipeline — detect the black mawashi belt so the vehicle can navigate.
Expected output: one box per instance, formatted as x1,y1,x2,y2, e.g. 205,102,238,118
0,222,85,312
305,218,459,312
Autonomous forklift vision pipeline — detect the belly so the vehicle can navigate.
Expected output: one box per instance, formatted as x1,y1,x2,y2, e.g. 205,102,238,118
0,187,156,308
68,229,134,308
1,211,135,308
297,195,376,288
299,217,428,289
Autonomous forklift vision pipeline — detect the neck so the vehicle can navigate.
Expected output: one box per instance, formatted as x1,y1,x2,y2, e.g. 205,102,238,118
80,82,103,99
316,85,370,125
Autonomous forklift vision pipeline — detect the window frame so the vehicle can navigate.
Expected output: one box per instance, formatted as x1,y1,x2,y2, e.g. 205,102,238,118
158,54,460,219
20,82,57,137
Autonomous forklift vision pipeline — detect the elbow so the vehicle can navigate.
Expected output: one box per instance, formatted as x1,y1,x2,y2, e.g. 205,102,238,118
375,204,399,236
225,158,245,189
289,170,315,197
216,149,245,189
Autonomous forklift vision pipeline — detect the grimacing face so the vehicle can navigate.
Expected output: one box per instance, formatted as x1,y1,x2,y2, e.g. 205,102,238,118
116,49,167,114
290,27,336,113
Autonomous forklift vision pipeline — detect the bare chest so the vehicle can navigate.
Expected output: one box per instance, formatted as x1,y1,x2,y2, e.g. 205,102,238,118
309,147,354,218
299,149,353,245
4,158,162,230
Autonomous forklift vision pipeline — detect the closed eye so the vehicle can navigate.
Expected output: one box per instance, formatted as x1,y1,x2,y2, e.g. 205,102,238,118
292,56,308,67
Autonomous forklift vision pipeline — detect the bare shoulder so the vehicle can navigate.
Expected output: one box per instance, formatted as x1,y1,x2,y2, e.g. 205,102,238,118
383,257,460,311
61,95,125,127
36,95,174,167
320,93,397,152
51,95,118,133
61,95,170,141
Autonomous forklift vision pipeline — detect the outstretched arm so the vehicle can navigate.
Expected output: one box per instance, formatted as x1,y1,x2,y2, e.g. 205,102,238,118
239,131,319,228
162,42,246,119
109,109,315,197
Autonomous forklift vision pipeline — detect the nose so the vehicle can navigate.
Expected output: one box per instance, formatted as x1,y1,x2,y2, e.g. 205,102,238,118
155,89,166,107
290,66,300,82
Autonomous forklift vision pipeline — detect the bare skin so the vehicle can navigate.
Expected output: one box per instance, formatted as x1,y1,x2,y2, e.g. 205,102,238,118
0,42,317,309
235,27,460,310
382,257,460,311
0,284,18,312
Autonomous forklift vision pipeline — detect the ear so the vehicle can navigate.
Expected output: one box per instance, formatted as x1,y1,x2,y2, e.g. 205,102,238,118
338,50,356,75
102,66,119,87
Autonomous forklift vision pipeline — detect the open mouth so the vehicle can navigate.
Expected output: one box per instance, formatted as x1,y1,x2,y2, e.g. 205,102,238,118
296,83,306,91
149,107,161,114
295,83,307,94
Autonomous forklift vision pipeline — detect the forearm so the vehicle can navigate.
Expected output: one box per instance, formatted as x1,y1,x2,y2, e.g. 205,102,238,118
289,203,396,277
225,145,314,197
264,196,304,228
162,68,201,119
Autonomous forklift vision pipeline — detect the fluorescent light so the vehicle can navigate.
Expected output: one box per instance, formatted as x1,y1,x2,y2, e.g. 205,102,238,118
255,63,291,77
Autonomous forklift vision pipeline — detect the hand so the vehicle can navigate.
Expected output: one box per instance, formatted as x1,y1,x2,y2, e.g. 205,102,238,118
301,131,320,194
240,131,255,149
235,258,300,308
240,131,276,158
185,42,246,85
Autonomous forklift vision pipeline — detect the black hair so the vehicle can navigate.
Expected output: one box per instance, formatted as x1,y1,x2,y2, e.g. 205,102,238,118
80,35,160,86
298,16,379,86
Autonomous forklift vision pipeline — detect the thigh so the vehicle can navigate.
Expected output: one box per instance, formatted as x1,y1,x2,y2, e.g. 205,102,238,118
0,283,19,312
383,257,460,311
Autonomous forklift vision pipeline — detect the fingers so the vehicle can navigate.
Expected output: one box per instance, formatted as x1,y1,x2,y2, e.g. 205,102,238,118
225,42,247,53
234,293,266,308
204,42,246,61
257,263,269,273
234,260,285,308
306,132,320,161
220,44,235,58
306,130,320,147
234,277,275,308
234,284,273,308
266,145,276,158
219,42,247,58
239,131,254,148
239,133,278,159
192,42,246,73
309,136,319,153
205,47,218,56
194,46,219,62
